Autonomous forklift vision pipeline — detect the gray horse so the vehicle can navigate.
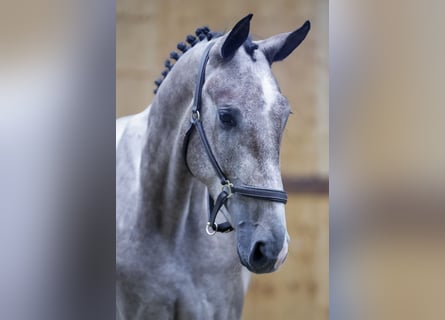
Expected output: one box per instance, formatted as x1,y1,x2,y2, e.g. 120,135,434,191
116,14,310,320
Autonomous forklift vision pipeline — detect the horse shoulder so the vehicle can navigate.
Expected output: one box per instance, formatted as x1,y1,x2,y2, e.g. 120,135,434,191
116,115,131,149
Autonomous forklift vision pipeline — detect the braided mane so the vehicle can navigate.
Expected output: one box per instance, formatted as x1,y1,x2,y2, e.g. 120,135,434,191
153,26,258,94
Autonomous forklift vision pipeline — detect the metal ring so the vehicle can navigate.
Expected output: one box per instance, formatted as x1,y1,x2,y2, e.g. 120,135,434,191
191,110,200,123
206,222,217,236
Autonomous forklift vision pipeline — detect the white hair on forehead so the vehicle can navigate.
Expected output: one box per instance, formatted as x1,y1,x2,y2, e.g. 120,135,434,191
261,74,277,111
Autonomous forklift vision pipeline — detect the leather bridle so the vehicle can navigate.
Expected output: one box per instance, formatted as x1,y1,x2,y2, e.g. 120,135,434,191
182,42,288,235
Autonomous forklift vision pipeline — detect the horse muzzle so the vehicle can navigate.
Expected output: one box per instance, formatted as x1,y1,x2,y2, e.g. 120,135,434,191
237,224,288,274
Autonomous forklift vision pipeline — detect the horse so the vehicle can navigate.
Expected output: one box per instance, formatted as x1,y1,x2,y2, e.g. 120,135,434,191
116,13,310,320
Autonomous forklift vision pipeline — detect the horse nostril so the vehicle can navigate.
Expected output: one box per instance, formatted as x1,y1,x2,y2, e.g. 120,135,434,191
247,240,280,273
251,241,267,266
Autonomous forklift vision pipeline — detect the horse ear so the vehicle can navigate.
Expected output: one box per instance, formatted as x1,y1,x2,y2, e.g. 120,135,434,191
258,20,310,64
221,13,253,59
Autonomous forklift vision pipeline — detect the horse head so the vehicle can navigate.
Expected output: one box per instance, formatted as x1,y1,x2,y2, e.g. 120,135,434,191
180,14,310,274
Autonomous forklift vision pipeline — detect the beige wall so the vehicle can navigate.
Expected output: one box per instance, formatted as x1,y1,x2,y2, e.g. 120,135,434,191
117,1,328,319
243,194,329,320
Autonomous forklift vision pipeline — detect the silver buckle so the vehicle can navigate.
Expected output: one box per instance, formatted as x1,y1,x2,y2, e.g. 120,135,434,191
221,180,233,198
191,110,200,123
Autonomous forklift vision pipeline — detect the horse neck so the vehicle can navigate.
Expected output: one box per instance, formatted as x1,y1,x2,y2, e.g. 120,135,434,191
138,44,209,239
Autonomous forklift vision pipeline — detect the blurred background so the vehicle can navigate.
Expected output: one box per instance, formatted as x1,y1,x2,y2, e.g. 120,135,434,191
330,1,445,319
117,0,328,319
2,0,445,319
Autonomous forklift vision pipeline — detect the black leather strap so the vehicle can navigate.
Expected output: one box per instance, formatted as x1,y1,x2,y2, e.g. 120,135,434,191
194,121,226,183
208,191,234,233
182,42,217,177
192,42,215,113
182,123,195,175
232,185,288,204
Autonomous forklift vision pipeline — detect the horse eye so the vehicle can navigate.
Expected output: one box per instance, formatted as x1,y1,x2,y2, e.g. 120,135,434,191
218,110,237,127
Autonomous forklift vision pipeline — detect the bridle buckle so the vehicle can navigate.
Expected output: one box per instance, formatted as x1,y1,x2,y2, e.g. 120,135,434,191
221,180,233,198
191,110,200,123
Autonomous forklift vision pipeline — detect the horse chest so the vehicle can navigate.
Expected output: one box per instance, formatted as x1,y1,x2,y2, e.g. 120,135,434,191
117,236,247,320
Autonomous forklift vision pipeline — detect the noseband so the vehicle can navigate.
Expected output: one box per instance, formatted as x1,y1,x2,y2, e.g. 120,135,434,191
182,42,288,235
